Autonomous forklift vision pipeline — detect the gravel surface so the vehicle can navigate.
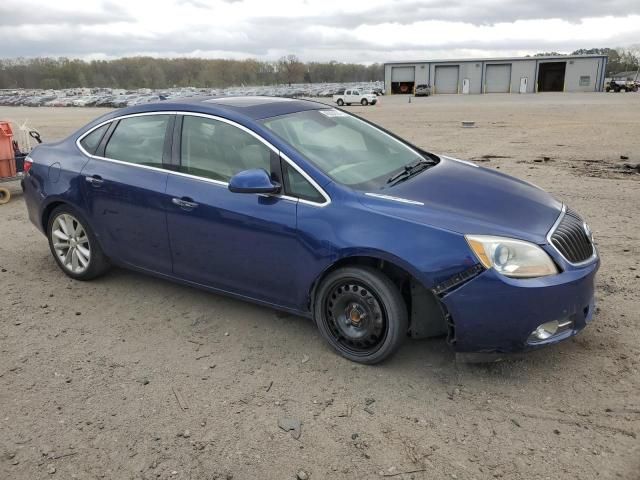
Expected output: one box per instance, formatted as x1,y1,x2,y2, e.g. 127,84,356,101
1,93,639,480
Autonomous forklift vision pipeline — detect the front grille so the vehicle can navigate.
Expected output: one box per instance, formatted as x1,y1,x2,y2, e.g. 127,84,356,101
550,209,594,264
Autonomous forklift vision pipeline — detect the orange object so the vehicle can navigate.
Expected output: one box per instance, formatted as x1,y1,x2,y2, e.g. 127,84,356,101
0,122,17,178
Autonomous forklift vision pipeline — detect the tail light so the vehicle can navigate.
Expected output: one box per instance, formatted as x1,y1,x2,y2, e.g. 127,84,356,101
23,155,33,174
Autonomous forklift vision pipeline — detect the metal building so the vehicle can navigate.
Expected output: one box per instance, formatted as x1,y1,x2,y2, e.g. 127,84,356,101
384,55,608,94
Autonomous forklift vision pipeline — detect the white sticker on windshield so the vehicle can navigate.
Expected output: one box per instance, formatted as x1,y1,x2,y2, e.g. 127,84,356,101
319,109,349,118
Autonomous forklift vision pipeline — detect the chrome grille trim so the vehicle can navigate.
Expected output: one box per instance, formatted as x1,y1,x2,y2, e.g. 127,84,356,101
547,205,597,266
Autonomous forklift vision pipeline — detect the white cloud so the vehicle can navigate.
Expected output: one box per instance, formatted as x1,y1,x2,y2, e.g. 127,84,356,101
0,0,638,61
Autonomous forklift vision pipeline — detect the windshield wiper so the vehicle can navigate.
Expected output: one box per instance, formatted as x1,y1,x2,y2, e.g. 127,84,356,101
386,158,435,186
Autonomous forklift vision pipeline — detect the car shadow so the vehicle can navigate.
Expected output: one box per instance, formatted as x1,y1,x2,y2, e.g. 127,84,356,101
95,266,595,384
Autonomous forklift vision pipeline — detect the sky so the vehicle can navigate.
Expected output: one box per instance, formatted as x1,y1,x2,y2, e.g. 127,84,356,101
1,0,639,63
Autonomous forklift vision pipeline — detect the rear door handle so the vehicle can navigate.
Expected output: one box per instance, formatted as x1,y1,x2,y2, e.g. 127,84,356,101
85,175,104,187
172,197,199,210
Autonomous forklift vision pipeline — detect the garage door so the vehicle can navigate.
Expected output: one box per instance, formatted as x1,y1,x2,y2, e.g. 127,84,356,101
391,67,415,82
485,64,512,93
434,66,459,94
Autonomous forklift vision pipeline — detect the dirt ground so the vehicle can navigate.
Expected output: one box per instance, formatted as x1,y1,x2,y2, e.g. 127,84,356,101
1,93,639,480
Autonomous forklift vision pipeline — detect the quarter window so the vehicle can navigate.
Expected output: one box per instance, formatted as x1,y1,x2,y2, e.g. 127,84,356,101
282,162,324,203
79,123,109,155
179,115,272,182
104,115,170,167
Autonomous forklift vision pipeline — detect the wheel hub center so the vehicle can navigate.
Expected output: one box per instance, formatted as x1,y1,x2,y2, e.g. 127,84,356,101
347,304,366,326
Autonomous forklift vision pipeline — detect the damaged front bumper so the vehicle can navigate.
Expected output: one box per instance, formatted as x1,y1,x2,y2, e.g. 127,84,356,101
440,258,599,353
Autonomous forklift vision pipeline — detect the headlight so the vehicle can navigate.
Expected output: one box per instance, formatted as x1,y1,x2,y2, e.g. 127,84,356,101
465,235,558,278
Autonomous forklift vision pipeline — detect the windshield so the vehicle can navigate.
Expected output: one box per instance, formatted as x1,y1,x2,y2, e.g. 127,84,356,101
261,109,436,190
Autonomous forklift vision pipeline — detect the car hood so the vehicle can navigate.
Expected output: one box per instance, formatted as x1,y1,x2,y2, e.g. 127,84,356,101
358,156,562,244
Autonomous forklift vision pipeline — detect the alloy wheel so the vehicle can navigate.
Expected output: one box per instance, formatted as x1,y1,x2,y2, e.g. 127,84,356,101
51,213,91,274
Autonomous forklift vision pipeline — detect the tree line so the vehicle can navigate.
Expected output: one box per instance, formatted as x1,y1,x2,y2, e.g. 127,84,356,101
1,47,637,90
0,55,384,90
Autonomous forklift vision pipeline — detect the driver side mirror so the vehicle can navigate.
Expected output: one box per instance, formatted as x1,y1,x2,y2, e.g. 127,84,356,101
228,169,280,194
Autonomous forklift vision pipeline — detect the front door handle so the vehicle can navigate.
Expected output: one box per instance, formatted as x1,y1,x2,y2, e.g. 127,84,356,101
172,197,199,210
85,175,104,187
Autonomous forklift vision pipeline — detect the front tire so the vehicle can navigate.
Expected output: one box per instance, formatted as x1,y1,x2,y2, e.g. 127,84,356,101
314,266,408,364
337,99,344,106
47,204,110,280
361,98,369,106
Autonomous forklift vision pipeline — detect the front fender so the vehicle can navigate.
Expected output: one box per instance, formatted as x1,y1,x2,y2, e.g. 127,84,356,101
296,189,478,311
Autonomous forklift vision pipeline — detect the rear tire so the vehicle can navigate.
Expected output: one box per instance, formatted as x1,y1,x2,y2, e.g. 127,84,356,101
361,98,368,106
314,266,408,364
47,204,110,280
337,99,344,106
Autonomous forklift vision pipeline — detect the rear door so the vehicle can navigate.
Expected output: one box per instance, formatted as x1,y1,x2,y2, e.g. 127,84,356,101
79,113,174,274
165,114,300,308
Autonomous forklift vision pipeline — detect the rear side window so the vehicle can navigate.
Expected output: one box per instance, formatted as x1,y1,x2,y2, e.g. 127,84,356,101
282,162,325,203
179,115,272,182
79,123,109,155
104,115,170,167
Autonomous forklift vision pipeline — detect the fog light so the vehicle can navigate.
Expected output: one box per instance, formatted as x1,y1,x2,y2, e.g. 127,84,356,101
528,319,575,344
530,320,559,341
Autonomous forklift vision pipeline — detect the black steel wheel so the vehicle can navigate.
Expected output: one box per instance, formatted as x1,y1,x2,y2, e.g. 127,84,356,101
314,266,408,364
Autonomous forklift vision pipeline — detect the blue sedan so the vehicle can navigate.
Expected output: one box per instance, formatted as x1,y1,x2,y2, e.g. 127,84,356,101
21,96,599,364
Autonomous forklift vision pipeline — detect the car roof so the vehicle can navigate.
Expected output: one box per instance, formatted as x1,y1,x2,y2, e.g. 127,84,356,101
111,96,327,122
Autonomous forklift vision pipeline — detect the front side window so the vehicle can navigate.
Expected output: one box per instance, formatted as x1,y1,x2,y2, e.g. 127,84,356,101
179,116,272,182
262,109,433,190
79,123,109,155
104,115,170,167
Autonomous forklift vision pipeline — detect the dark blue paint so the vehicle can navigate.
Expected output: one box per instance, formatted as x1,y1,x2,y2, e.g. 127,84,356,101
228,168,279,193
165,174,300,308
80,159,173,274
22,96,599,354
444,261,597,352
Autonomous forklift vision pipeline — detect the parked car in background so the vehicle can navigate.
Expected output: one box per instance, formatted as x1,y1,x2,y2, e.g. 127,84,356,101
415,84,431,97
333,89,378,106
605,80,638,92
362,87,384,96
22,96,599,364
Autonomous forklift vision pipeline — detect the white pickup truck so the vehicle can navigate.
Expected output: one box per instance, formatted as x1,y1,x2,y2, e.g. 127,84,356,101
333,89,377,106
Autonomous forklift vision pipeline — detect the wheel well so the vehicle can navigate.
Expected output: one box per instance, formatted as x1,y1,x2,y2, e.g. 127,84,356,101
41,201,66,231
311,256,448,338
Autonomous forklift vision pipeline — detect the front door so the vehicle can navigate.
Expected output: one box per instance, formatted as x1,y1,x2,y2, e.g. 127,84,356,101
165,115,300,308
80,114,174,274
462,78,470,94
520,77,528,93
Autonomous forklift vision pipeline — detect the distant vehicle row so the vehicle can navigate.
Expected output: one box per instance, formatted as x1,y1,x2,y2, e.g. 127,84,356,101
0,82,385,108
